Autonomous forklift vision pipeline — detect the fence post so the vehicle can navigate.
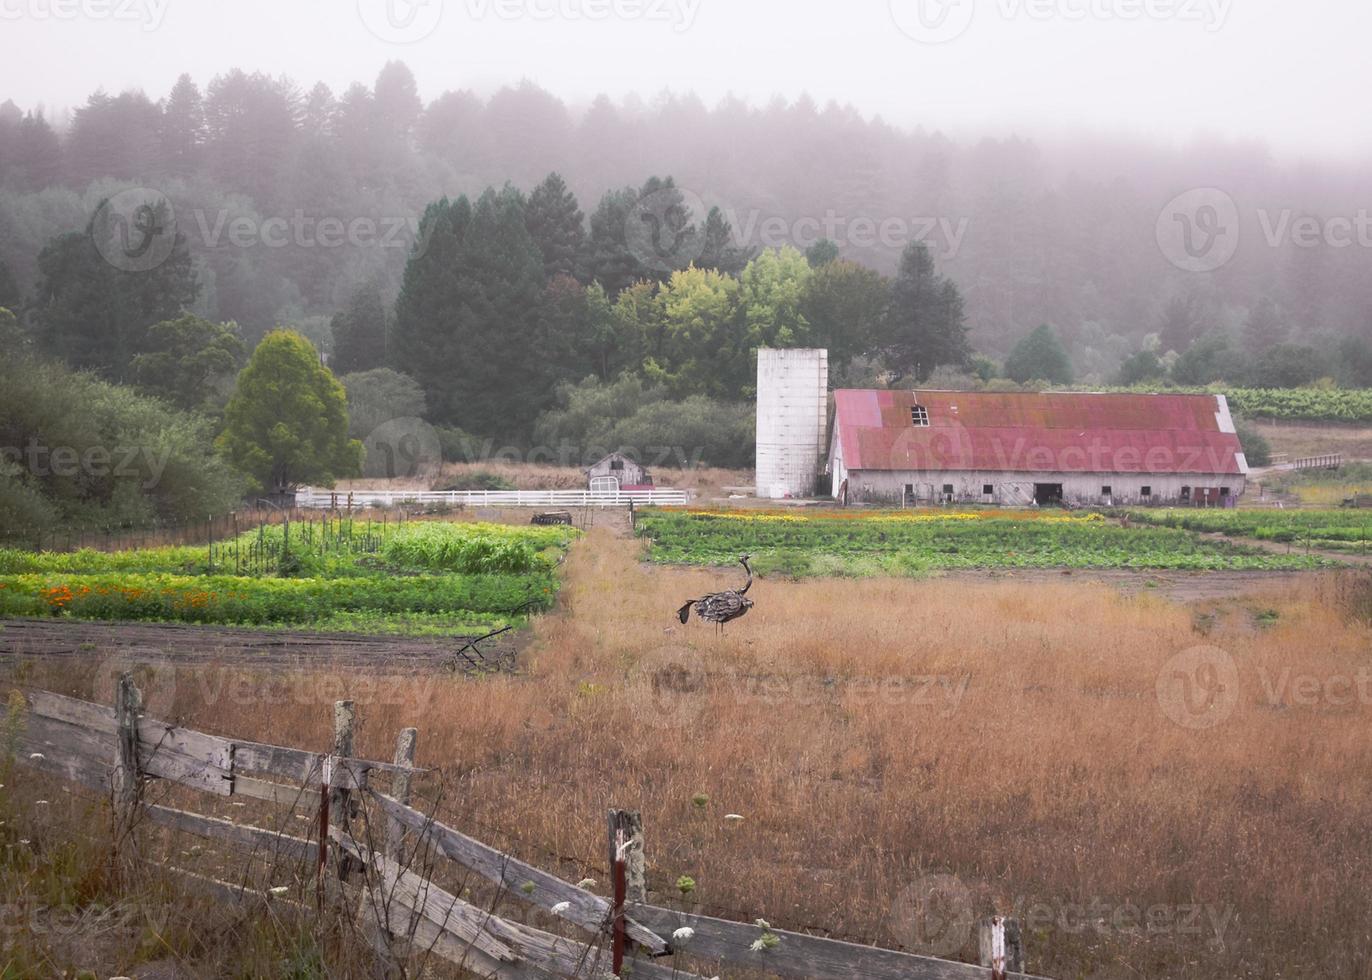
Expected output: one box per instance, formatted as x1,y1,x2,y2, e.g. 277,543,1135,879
979,915,1024,977
607,809,644,978
607,809,646,904
112,673,143,871
386,727,418,863
332,700,356,882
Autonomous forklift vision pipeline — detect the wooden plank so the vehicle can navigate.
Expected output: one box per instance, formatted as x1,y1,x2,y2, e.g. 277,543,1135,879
141,747,233,796
627,902,1053,980
145,804,318,864
332,829,519,966
20,712,113,763
369,789,669,956
15,727,112,793
382,900,537,980
161,863,310,912
24,690,410,784
233,774,313,808
480,915,706,980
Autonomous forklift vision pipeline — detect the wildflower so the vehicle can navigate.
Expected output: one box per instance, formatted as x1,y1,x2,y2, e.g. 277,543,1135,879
676,875,696,896
724,813,744,822
673,927,695,944
551,901,571,915
575,878,597,890
520,881,536,895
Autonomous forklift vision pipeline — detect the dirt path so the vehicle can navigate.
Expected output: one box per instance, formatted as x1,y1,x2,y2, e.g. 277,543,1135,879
0,618,519,673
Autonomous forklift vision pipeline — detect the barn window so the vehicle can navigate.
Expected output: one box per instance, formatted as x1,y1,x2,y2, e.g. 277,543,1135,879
1101,485,1112,496
1141,486,1152,497
610,458,624,471
911,405,930,427
982,484,994,495
1181,486,1191,500
1220,486,1231,497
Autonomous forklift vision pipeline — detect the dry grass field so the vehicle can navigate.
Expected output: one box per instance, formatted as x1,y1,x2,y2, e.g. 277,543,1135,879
1256,421,1372,461
7,526,1372,978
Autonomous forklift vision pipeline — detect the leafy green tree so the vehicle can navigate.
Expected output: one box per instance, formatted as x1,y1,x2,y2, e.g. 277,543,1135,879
1233,417,1271,467
805,238,841,267
697,207,751,276
32,200,198,380
1337,334,1372,387
1242,297,1286,351
341,367,427,440
217,330,362,494
737,246,813,349
131,315,246,412
1115,349,1166,385
879,243,970,382
800,259,890,375
160,73,206,176
1248,344,1324,388
1005,324,1074,384
525,172,586,281
650,266,741,396
393,195,472,418
585,177,700,294
1171,333,1250,386
0,351,246,530
330,279,390,375
394,187,548,438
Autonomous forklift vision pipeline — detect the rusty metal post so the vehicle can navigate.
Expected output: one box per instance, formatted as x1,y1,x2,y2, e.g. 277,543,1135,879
612,828,627,977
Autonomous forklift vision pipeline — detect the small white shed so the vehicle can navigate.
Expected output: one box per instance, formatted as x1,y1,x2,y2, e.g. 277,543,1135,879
586,452,651,490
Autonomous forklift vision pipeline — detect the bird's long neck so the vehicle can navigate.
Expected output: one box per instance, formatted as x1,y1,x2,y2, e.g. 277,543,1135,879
738,559,753,594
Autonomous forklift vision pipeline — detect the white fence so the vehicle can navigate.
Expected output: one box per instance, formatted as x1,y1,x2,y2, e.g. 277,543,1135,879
296,486,691,509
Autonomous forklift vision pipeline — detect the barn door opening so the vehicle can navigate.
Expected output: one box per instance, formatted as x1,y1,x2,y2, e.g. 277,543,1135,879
1034,483,1064,506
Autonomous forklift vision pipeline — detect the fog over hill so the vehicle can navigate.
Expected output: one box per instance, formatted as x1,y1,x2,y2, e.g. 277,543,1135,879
1,64,1368,376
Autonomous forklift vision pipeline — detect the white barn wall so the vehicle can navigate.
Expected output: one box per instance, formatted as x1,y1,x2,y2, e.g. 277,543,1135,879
844,470,1246,506
756,348,829,499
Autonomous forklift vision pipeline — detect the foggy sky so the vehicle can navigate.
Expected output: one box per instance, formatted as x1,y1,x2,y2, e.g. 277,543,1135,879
3,0,1369,160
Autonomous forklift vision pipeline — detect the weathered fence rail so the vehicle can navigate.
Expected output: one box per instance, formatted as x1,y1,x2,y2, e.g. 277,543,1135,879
8,682,1048,979
297,486,691,509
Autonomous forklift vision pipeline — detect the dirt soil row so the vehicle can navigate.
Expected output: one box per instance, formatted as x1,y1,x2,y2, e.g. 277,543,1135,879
0,618,519,673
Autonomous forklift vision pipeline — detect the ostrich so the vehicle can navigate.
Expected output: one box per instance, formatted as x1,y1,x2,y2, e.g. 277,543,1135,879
677,555,754,631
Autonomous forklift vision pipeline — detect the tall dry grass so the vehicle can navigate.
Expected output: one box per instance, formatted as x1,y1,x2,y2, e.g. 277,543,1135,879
10,533,1372,978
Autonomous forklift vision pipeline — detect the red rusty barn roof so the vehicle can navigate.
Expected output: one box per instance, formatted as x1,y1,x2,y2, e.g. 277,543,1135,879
832,390,1247,476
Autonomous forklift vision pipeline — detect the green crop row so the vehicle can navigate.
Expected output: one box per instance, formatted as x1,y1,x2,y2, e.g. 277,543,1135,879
1127,508,1372,550
0,570,557,627
636,510,1332,575
0,519,579,579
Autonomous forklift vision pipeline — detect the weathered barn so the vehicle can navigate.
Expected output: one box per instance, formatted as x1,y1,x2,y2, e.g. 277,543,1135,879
586,452,651,490
827,389,1248,506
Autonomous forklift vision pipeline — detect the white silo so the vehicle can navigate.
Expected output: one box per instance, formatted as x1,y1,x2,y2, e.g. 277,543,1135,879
755,348,829,499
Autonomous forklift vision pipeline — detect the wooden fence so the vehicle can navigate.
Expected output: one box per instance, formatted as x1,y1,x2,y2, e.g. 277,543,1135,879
9,681,1048,980
296,486,692,510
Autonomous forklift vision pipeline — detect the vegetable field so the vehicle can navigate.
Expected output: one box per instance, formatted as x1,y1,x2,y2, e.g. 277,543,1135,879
1128,508,1372,553
0,517,578,633
636,508,1332,575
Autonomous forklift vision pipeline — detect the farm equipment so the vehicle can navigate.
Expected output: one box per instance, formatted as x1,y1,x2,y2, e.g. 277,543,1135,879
532,511,574,525
1341,495,1372,509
